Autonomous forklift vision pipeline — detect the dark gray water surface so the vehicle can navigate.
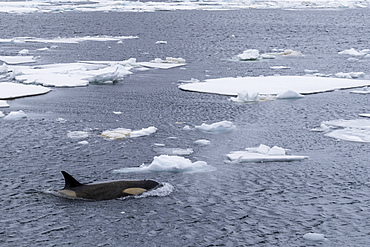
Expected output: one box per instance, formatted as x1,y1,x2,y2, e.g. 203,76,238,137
1,8,370,246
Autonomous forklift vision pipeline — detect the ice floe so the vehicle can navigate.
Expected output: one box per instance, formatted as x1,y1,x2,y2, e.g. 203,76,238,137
195,120,236,133
350,87,370,94
138,57,186,69
303,233,325,241
276,90,304,99
9,60,136,87
0,56,37,65
0,82,51,99
154,147,194,155
101,126,157,140
0,36,138,44
338,48,366,56
0,100,9,108
113,155,215,173
179,76,370,96
226,144,308,163
313,119,370,142
194,139,211,146
0,111,4,117
3,110,27,121
0,0,365,14
235,49,301,62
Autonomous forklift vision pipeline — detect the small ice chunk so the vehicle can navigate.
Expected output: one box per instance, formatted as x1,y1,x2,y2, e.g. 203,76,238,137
0,63,8,73
260,53,275,59
0,111,4,117
256,144,271,154
195,120,236,133
303,233,325,241
267,146,286,155
304,69,319,73
230,91,260,103
338,48,365,56
37,47,49,51
359,113,370,118
156,41,167,44
236,49,260,61
335,72,365,79
194,139,211,146
67,131,89,139
0,100,9,108
113,111,122,115
18,49,29,55
3,110,27,120
276,90,305,99
183,125,193,131
78,140,89,145
101,126,157,139
270,66,290,70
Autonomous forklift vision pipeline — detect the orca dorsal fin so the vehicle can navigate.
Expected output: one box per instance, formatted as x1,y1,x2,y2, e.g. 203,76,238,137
61,171,83,189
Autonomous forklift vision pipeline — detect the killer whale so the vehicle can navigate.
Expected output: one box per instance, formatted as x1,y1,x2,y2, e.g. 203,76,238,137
58,171,160,200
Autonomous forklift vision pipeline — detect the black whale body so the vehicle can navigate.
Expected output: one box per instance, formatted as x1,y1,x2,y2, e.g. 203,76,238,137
58,171,160,200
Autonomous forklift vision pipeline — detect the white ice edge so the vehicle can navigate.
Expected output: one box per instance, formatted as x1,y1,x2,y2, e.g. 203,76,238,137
0,0,367,14
0,82,51,99
179,76,370,96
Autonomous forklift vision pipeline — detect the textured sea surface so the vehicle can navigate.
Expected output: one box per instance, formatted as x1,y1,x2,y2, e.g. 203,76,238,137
1,8,370,246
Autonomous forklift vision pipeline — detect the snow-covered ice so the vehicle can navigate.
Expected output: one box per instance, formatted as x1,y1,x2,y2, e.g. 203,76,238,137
3,110,27,120
230,91,261,103
195,120,236,133
0,56,36,64
359,113,370,118
276,90,305,99
338,48,366,56
0,36,138,44
194,139,211,146
236,49,260,61
113,155,215,173
101,126,157,139
303,233,325,241
9,59,137,87
1,0,366,14
0,100,9,108
314,119,370,142
0,82,51,99
350,87,370,94
138,57,186,69
179,76,370,96
227,144,308,163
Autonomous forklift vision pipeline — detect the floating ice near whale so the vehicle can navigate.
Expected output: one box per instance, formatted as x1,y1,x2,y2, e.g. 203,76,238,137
113,155,215,173
226,144,308,163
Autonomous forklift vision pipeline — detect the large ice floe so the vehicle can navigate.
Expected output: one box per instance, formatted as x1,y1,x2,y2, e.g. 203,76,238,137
0,82,51,99
0,0,366,14
226,144,308,163
8,59,138,87
0,56,37,65
179,76,370,96
0,36,138,44
101,126,157,140
113,155,215,173
313,119,370,142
